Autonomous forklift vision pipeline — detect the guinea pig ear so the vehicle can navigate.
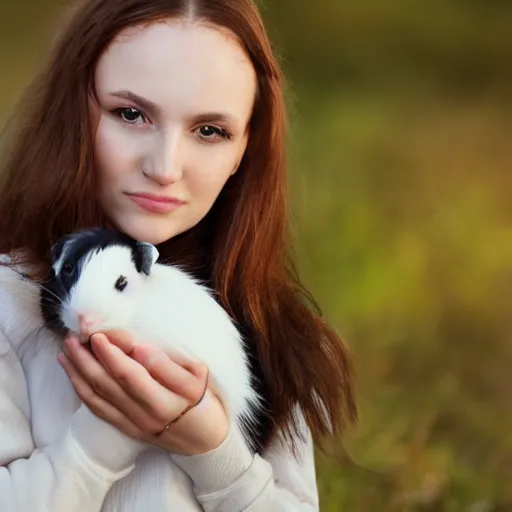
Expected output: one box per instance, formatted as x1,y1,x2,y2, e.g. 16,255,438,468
133,241,159,276
50,236,69,265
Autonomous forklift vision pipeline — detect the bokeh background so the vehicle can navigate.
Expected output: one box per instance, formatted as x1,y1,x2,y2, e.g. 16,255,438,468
1,1,511,510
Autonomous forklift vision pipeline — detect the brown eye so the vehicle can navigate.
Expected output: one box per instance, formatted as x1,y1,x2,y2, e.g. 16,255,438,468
121,108,141,122
198,125,231,141
115,275,128,292
113,107,146,125
200,125,216,137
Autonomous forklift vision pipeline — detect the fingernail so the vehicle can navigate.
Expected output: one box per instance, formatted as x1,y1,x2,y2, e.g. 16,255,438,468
91,334,107,351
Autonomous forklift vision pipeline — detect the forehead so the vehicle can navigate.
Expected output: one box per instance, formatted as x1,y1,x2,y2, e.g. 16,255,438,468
95,20,257,126
81,245,134,276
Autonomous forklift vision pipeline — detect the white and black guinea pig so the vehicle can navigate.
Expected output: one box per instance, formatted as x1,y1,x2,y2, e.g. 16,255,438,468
40,227,263,451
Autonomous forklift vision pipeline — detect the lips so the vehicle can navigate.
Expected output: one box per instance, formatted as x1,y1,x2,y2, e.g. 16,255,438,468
127,193,185,214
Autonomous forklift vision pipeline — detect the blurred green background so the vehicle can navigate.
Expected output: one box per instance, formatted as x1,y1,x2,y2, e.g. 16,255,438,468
1,1,511,510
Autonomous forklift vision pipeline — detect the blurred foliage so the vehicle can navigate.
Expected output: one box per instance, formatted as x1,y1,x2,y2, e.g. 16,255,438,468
1,1,512,510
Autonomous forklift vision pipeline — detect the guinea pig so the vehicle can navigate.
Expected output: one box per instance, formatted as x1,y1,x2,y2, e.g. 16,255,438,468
39,227,263,450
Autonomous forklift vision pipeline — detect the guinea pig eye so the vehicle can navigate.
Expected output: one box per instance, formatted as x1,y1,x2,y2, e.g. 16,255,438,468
62,263,74,275
115,275,128,292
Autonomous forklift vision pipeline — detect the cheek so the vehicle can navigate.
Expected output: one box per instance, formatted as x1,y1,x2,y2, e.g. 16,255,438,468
94,116,139,184
188,160,232,207
187,143,246,202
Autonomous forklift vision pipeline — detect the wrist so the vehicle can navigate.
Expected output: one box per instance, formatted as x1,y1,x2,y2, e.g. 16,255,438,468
157,389,230,455
171,422,255,494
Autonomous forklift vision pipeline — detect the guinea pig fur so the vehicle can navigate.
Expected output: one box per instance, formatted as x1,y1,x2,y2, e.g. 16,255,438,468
40,228,263,450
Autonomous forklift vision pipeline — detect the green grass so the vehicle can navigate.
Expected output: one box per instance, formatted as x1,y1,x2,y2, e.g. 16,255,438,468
292,90,512,511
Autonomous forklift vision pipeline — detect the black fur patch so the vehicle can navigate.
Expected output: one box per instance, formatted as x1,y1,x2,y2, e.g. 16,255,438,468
236,325,275,455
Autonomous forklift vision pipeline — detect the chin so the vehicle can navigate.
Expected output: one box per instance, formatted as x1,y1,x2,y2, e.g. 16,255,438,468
114,217,189,246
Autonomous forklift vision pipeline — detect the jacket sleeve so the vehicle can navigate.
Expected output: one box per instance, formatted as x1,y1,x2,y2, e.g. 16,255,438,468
172,406,320,511
0,329,148,512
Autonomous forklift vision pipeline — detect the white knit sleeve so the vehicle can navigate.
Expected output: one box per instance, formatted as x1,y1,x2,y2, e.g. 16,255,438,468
172,407,320,511
0,329,148,512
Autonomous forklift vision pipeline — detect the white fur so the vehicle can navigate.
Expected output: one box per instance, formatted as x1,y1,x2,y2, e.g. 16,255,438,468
60,245,261,444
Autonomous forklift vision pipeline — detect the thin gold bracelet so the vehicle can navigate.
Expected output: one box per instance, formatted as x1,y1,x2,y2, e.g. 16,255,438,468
155,368,210,437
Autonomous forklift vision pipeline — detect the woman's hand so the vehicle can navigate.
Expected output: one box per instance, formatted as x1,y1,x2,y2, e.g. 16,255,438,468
57,330,231,455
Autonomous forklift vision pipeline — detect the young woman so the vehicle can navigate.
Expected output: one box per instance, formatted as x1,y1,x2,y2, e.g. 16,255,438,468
0,0,357,510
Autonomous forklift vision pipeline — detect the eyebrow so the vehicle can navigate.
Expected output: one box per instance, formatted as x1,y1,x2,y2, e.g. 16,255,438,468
108,90,239,127
110,90,158,117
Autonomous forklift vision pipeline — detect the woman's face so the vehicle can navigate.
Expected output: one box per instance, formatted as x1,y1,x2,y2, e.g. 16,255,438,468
92,20,257,245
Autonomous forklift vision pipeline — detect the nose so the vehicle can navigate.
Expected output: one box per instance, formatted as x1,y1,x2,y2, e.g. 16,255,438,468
143,129,184,185
78,314,96,337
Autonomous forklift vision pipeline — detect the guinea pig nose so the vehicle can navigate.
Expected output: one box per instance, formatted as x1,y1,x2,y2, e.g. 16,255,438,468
78,314,95,336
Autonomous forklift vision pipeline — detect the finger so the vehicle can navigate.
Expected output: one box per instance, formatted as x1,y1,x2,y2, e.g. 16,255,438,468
99,329,135,354
65,336,164,432
155,344,204,376
90,334,190,421
65,336,124,401
63,332,79,357
131,344,209,403
57,352,143,439
105,330,202,376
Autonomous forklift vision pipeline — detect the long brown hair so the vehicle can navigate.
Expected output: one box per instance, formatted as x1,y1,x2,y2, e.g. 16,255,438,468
0,0,357,452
